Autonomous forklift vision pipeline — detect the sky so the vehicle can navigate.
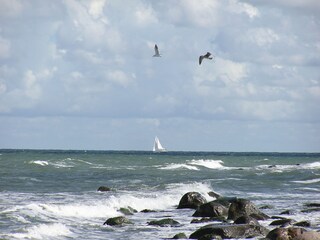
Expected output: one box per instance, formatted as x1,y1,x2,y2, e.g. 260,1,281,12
0,0,319,152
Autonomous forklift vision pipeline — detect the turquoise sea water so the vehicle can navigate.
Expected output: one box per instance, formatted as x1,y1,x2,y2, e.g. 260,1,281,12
0,150,320,239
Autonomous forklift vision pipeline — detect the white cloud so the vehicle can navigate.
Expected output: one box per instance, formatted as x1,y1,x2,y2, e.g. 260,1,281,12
193,58,248,96
135,4,158,26
0,0,23,18
0,36,11,58
165,0,220,27
88,0,107,19
239,100,295,121
107,70,132,88
228,0,260,19
246,28,279,47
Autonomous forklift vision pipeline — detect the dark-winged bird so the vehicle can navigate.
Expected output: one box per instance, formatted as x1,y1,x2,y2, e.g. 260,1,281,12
199,52,213,65
153,44,161,57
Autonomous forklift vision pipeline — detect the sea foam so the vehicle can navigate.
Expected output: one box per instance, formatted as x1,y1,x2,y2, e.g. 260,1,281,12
188,159,225,169
9,223,72,239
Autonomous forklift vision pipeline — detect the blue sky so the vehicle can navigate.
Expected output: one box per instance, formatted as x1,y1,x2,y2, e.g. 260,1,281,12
0,0,319,152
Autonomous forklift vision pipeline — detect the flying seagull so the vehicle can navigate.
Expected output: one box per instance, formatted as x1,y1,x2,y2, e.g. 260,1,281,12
153,44,161,57
199,52,213,65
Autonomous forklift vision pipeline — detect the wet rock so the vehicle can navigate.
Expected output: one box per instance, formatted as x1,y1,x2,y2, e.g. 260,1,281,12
193,201,228,218
228,198,269,220
148,218,180,227
266,227,320,240
97,186,111,192
172,232,187,239
207,191,221,199
213,197,237,208
294,220,311,227
270,218,296,226
103,216,132,226
234,215,260,225
189,224,268,239
177,192,207,209
304,203,320,208
119,206,137,215
191,216,227,224
280,210,294,215
301,207,320,213
141,209,156,213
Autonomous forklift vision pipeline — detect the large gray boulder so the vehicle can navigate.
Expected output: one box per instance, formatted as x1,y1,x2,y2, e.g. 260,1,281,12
189,224,268,239
266,227,320,240
193,201,228,218
228,198,269,220
177,192,207,209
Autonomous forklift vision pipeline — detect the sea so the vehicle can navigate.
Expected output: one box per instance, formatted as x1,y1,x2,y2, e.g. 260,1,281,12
0,150,320,240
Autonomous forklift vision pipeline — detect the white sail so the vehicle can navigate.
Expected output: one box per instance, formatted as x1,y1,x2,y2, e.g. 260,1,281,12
153,136,166,152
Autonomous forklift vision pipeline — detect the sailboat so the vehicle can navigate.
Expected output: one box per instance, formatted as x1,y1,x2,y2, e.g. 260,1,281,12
153,136,166,153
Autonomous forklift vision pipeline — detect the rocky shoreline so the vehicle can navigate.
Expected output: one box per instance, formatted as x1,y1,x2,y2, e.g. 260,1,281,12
99,187,320,239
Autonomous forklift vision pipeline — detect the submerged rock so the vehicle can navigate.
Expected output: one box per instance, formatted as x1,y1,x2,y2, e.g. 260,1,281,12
148,218,180,227
228,198,269,220
189,224,268,239
177,192,207,209
119,206,137,215
193,201,228,218
97,186,111,192
103,216,132,226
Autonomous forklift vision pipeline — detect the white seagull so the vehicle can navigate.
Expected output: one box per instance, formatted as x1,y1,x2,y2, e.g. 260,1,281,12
153,44,161,57
199,52,213,65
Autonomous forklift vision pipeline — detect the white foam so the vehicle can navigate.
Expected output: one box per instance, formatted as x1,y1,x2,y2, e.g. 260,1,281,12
15,182,214,220
159,163,199,170
9,223,72,239
256,161,320,172
292,178,320,184
188,159,225,169
30,160,49,166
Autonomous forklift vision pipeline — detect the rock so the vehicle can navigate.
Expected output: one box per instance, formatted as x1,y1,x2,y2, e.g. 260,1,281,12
228,198,269,221
192,201,228,218
191,217,227,224
189,224,268,239
304,203,320,208
148,218,180,227
234,215,260,225
177,192,207,209
280,210,294,215
213,197,237,208
294,221,311,227
172,232,187,239
207,191,221,199
270,218,296,226
141,209,156,213
265,227,320,240
293,231,320,240
97,186,111,192
259,205,273,210
301,207,320,213
103,216,132,226
119,206,137,215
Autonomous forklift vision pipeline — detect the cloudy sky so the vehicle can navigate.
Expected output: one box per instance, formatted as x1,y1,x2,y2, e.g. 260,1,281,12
0,0,319,152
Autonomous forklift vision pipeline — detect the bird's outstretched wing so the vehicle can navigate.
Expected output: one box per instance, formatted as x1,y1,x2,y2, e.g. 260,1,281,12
199,55,204,65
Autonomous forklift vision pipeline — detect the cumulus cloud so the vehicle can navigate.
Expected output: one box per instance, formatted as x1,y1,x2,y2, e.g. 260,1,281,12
0,0,319,150
0,36,11,58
